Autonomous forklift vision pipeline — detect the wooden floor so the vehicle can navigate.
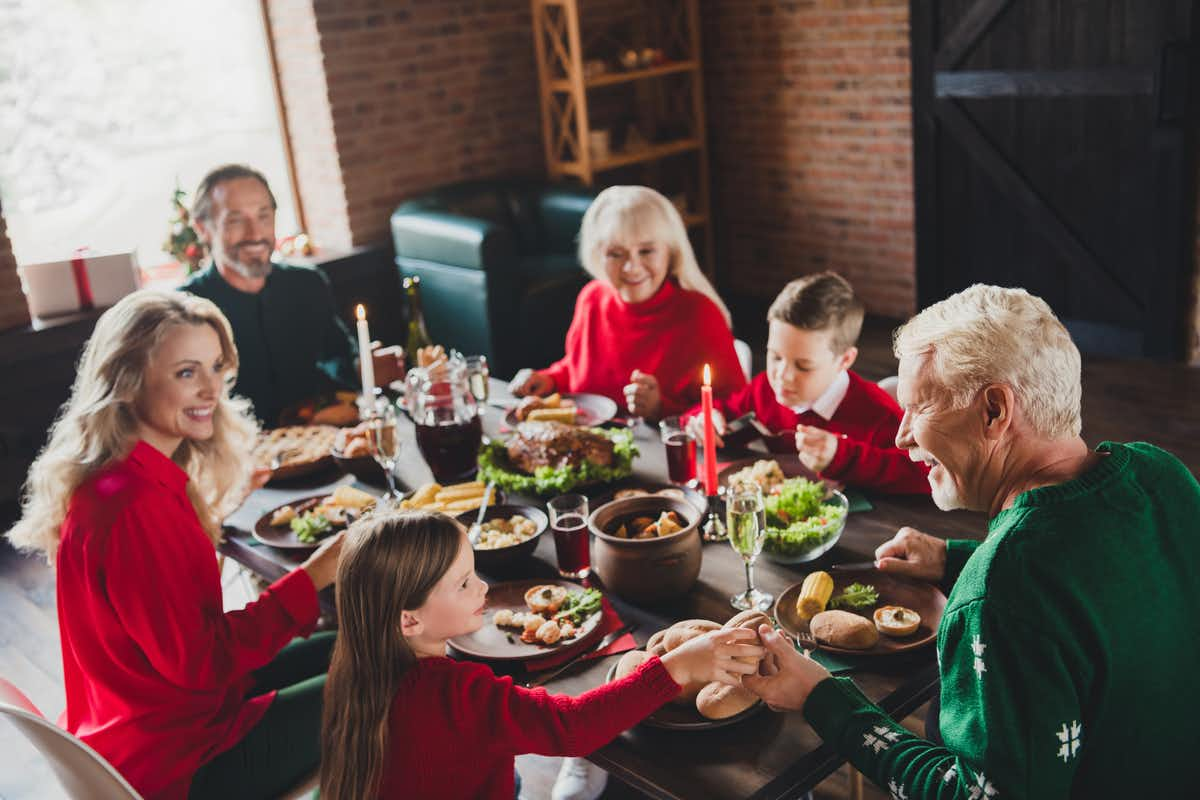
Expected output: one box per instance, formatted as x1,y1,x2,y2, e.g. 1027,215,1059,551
2,309,1197,800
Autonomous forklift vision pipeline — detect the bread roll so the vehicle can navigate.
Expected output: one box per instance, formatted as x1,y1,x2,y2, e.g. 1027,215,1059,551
614,649,651,680
724,609,771,631
810,610,879,650
646,629,669,656
662,626,706,653
696,682,757,720
669,619,723,634
671,677,709,707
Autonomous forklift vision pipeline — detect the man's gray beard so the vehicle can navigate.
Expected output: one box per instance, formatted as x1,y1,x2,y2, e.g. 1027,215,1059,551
227,256,273,280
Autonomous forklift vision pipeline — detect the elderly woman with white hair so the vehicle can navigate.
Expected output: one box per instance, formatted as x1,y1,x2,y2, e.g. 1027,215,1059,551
511,185,746,420
7,290,343,799
741,285,1200,798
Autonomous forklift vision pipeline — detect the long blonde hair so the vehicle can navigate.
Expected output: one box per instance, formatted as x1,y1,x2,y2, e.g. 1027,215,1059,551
6,289,259,561
321,512,463,800
578,185,733,327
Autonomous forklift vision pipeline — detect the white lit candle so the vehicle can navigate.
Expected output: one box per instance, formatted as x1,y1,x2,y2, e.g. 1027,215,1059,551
355,304,375,404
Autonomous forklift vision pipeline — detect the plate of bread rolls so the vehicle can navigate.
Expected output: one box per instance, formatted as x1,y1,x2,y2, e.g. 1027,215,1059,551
505,392,618,428
774,567,946,656
606,610,767,730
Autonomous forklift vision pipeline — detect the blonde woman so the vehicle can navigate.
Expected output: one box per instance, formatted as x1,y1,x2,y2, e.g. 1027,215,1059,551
511,185,746,420
7,290,343,800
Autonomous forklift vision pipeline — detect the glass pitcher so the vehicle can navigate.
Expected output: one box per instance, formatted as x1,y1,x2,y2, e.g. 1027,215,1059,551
405,360,483,484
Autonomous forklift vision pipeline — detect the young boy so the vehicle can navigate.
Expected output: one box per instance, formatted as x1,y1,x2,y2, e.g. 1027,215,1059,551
684,272,930,495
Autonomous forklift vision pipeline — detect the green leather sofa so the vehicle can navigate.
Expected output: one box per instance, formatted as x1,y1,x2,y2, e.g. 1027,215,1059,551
390,180,597,378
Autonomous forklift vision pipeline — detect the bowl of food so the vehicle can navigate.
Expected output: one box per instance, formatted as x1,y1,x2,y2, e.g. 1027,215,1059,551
588,495,702,605
455,504,549,574
330,421,387,485
476,422,637,496
761,478,849,564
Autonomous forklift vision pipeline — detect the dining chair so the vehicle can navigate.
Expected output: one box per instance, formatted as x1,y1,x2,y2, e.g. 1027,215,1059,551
734,338,754,383
1,678,318,800
877,375,899,401
0,677,143,799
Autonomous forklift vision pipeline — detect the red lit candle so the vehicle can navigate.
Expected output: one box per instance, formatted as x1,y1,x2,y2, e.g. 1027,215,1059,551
701,364,718,496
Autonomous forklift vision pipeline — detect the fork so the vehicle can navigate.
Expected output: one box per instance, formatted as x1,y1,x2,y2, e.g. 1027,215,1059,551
790,628,818,650
269,447,298,471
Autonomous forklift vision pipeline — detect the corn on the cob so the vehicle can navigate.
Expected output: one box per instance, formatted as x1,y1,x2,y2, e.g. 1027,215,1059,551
796,570,834,620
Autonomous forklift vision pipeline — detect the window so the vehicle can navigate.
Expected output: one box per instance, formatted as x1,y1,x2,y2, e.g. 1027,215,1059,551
0,0,298,273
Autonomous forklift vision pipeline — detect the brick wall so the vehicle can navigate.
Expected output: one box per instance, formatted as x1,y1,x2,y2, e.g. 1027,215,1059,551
0,208,30,332
702,0,916,319
272,0,545,248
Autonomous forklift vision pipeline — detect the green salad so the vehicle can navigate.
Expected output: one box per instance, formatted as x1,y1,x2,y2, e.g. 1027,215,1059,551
477,428,637,495
290,511,332,544
762,478,847,559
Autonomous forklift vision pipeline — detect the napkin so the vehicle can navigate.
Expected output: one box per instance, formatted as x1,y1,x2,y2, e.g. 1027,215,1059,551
804,646,863,675
843,490,874,513
523,597,636,673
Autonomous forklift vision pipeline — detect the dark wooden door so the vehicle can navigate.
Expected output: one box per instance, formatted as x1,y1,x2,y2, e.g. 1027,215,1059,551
912,0,1199,358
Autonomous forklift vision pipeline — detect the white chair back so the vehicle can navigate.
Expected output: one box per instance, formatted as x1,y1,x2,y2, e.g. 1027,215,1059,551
0,678,143,800
734,339,753,383
877,375,900,401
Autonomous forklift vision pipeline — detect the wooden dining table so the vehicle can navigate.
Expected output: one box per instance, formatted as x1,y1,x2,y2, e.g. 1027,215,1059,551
219,379,986,799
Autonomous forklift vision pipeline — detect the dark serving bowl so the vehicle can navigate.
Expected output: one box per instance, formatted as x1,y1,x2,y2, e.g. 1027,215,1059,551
456,503,549,575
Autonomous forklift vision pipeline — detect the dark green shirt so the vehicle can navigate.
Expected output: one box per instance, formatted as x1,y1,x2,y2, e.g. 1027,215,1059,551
181,263,357,424
804,441,1200,798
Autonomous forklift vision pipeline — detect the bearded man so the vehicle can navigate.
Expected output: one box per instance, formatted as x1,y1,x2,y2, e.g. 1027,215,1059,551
182,164,399,424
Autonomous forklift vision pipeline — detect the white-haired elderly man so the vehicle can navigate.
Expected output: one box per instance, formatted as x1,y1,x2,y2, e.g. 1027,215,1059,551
743,285,1200,798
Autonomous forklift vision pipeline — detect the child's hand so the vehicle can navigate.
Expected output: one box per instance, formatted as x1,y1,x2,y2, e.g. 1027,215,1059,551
685,409,725,448
623,370,662,419
659,627,764,689
795,424,839,473
511,371,554,397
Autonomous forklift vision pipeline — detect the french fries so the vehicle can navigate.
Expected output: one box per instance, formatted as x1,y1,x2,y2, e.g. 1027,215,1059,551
526,407,577,424
400,480,496,513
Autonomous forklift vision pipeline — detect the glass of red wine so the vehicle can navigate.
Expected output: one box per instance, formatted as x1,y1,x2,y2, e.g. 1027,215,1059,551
548,494,590,580
659,416,697,485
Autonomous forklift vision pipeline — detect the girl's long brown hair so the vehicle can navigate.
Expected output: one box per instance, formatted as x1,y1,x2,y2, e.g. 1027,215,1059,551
320,511,463,800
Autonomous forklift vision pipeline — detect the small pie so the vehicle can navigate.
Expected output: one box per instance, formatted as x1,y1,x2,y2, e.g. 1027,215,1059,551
873,605,921,637
254,425,338,472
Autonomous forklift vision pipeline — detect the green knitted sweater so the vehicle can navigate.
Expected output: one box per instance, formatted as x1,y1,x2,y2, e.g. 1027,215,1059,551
804,442,1200,798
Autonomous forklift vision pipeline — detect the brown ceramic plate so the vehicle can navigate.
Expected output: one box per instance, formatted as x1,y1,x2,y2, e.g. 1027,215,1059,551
774,568,946,656
504,393,619,428
447,580,604,662
252,493,373,550
718,455,842,494
604,662,764,731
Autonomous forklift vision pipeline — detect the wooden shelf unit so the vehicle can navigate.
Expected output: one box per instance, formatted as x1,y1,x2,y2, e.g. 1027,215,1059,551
531,0,714,272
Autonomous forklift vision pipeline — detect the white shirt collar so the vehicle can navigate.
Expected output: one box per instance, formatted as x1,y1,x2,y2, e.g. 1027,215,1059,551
789,370,850,421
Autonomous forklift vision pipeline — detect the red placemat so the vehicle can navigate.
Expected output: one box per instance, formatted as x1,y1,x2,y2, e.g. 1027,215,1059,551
523,598,636,673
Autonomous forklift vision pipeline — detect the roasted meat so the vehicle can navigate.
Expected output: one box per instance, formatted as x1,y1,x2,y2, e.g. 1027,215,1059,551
506,421,614,473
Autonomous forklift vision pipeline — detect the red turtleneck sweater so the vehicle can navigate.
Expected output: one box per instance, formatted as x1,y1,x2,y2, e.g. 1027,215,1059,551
56,441,320,798
379,654,681,799
538,279,746,416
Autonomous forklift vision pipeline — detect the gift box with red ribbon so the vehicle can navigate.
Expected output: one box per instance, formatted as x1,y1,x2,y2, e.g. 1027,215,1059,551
17,249,141,319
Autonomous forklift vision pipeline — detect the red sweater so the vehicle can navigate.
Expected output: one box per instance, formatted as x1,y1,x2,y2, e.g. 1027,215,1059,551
539,278,747,416
379,654,680,799
686,371,931,495
55,441,320,799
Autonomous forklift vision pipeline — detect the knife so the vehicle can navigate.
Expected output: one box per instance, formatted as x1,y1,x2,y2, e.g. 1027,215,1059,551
830,561,877,572
525,623,638,688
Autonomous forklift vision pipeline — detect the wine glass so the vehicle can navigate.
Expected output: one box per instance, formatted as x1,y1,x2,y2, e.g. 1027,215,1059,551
464,355,490,405
726,479,772,611
366,401,402,500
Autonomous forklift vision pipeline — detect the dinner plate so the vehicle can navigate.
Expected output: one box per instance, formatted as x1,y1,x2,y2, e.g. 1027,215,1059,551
447,580,605,662
253,493,373,550
504,393,619,428
604,663,764,731
774,567,946,656
717,455,844,494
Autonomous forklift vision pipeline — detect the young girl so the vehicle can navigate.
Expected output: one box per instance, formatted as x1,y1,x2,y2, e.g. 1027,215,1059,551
511,185,746,420
320,511,763,799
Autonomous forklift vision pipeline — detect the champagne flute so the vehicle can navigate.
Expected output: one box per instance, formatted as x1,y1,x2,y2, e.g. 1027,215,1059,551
367,401,402,500
727,479,772,611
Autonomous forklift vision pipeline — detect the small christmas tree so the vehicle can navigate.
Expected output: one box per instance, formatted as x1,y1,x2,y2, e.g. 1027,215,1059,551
163,184,205,273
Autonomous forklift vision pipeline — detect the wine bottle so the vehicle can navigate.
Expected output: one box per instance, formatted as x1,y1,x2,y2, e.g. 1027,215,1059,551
403,275,434,368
